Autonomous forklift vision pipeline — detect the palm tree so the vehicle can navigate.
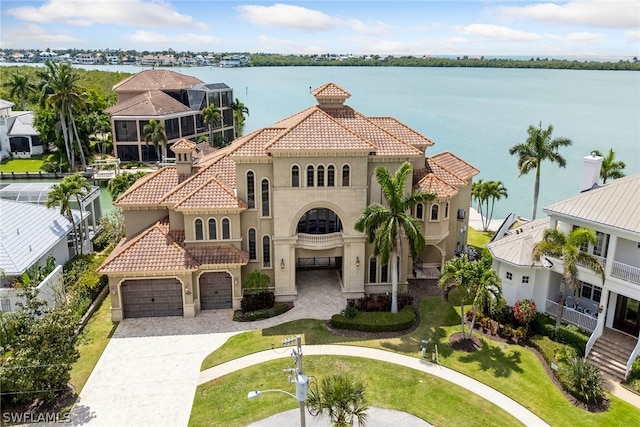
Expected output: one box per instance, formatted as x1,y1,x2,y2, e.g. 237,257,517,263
201,104,222,147
509,122,572,220
107,171,148,200
532,227,605,330
480,180,508,232
65,174,91,254
306,371,369,427
354,162,435,313
231,98,249,137
40,61,87,170
45,178,86,255
143,119,167,161
593,149,625,184
3,72,36,110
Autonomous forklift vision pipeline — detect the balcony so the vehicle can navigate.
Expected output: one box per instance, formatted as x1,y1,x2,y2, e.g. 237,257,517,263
611,261,640,285
296,232,343,250
545,299,597,332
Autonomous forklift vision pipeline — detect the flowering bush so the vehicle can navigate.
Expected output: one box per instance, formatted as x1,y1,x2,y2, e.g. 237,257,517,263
513,299,537,326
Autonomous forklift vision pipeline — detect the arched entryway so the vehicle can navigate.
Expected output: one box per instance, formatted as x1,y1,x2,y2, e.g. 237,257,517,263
295,207,344,272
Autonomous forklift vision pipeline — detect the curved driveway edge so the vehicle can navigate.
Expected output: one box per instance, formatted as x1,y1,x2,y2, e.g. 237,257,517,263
198,344,550,427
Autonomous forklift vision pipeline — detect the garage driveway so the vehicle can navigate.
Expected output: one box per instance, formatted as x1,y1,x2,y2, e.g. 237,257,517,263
68,270,346,426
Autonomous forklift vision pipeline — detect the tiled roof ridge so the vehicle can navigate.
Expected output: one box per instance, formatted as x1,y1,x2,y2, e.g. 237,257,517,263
272,106,316,127
415,172,459,196
311,82,351,98
173,173,246,210
350,109,420,155
264,108,317,149
370,116,436,147
114,167,172,205
429,151,480,182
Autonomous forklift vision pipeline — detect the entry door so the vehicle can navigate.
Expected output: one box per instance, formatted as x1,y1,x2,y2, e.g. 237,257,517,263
613,295,640,336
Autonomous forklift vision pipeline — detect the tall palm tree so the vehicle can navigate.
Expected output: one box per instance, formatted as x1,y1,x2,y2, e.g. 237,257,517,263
107,171,147,200
201,104,222,147
593,149,625,184
45,178,86,255
354,162,435,313
40,61,87,170
509,122,572,220
484,180,508,232
306,371,369,427
65,174,91,254
3,72,36,110
143,119,167,161
532,227,605,330
230,98,249,137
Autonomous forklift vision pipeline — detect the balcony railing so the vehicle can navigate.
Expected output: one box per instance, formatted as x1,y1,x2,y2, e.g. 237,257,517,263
296,232,343,250
611,261,640,285
545,299,597,332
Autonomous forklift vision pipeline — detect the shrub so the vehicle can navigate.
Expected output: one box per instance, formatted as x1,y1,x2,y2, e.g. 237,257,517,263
243,308,270,321
531,313,556,337
628,358,640,392
240,291,275,313
554,324,588,356
561,357,605,404
502,324,513,340
513,326,528,343
330,307,415,332
274,303,291,316
354,294,413,312
341,305,358,319
64,254,107,315
513,299,537,328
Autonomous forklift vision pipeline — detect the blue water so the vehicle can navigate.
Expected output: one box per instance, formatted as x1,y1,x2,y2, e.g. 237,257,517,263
5,64,640,219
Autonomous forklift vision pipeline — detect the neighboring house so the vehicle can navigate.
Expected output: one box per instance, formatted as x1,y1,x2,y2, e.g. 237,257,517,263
0,200,85,312
487,158,640,380
98,82,478,322
74,53,95,64
139,55,176,67
105,70,235,163
219,55,249,67
0,99,42,159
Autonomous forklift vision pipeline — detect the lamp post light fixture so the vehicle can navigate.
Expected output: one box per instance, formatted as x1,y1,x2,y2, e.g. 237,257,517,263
356,256,360,267
281,258,285,269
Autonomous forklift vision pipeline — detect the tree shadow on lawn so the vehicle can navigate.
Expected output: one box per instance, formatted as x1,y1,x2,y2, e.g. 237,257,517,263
458,339,524,378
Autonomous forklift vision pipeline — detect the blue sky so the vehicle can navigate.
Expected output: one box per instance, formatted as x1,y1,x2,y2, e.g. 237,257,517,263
1,1,638,58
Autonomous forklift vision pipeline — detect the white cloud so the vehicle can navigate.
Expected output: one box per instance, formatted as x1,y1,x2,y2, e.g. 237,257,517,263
492,0,639,29
0,23,84,49
564,32,603,45
346,19,394,36
625,30,640,43
129,31,222,45
458,24,544,42
6,0,208,30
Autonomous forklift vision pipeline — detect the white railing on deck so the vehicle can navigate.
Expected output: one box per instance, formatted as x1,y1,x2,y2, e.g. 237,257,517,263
296,232,343,249
626,339,640,380
611,261,640,285
545,299,597,331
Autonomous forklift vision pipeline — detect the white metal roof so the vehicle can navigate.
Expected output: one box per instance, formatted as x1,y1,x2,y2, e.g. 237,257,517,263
486,218,549,267
0,199,82,276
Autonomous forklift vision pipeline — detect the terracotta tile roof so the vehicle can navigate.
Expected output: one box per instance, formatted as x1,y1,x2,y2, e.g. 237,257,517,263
174,175,247,211
368,117,435,149
98,219,199,273
429,152,479,181
413,151,479,198
171,138,196,151
414,173,460,198
312,82,351,101
105,90,191,116
113,69,203,93
231,128,284,157
115,166,181,206
98,218,249,274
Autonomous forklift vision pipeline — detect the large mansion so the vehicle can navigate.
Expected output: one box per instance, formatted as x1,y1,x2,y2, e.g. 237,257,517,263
105,70,235,163
98,83,478,322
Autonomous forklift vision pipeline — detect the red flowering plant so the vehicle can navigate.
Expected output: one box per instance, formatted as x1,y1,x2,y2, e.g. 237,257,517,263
513,299,537,332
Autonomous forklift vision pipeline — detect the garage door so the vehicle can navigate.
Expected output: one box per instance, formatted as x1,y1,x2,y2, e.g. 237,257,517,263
121,279,183,318
200,272,232,310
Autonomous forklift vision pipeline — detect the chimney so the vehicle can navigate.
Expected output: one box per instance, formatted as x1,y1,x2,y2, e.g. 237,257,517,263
580,152,604,192
171,138,196,175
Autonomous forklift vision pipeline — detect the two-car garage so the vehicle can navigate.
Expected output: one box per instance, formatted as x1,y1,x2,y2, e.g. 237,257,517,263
119,272,233,319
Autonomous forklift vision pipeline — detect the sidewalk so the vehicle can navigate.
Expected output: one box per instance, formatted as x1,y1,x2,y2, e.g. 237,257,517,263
199,345,550,427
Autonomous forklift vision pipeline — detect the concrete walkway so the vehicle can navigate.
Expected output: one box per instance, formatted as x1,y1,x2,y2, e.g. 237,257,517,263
199,345,549,427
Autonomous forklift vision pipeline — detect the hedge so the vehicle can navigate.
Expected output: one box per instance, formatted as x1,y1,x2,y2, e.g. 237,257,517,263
330,307,416,332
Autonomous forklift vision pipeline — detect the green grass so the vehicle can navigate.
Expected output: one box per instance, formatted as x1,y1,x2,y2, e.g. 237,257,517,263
199,296,640,426
190,356,523,427
467,226,494,249
0,157,45,172
69,297,118,394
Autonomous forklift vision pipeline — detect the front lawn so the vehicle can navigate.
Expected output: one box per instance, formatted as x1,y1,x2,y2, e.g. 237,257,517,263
191,356,522,427
0,157,44,172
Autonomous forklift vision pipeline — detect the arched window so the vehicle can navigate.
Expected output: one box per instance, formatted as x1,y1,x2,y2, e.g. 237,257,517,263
369,257,377,283
381,263,388,282
222,218,230,239
327,165,335,187
248,228,256,260
247,171,255,209
208,218,217,240
317,165,324,187
342,165,350,186
263,236,271,268
297,208,342,234
195,219,203,240
431,204,439,221
291,165,299,187
416,203,424,220
307,165,314,187
261,179,270,217
445,202,450,219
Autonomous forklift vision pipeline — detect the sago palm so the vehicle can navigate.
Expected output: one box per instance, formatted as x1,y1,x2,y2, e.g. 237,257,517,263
355,162,435,313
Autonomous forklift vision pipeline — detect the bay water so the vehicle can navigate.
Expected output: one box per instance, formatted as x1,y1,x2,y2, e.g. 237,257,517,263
6,64,640,219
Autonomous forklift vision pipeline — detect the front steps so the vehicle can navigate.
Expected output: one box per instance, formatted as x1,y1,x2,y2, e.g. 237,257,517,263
587,329,637,381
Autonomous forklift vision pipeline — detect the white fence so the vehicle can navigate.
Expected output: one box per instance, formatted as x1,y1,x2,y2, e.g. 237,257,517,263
545,299,597,331
0,265,65,313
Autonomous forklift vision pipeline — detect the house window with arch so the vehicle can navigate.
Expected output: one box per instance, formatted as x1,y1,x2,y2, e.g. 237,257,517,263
261,179,270,217
430,204,439,221
208,218,217,240
317,165,325,187
195,219,203,240
291,165,300,187
327,165,335,187
416,203,424,220
307,165,314,187
222,218,230,239
247,171,255,209
342,165,350,186
445,202,449,219
369,257,377,283
248,228,256,260
381,263,388,282
263,236,271,268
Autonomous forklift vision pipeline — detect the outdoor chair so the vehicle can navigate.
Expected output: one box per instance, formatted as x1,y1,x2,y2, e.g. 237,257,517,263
565,295,576,309
584,302,599,317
